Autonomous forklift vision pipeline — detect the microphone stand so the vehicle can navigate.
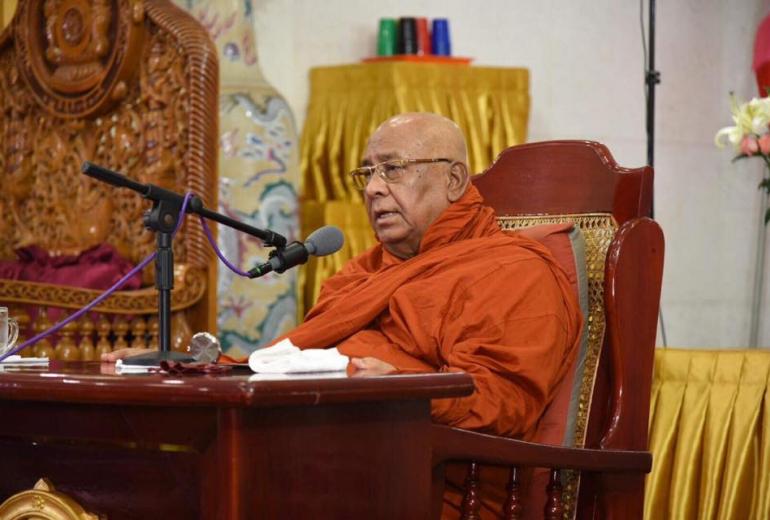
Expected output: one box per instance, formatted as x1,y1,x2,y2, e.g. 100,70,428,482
644,0,668,347
81,162,287,365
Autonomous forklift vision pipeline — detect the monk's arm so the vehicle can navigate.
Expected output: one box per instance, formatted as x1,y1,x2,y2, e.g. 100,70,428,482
430,262,577,438
431,314,570,437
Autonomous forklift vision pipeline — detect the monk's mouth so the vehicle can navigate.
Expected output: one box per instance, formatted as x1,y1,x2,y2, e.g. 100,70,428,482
374,211,399,223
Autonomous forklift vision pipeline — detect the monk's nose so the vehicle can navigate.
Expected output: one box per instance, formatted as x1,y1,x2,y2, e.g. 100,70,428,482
364,172,389,198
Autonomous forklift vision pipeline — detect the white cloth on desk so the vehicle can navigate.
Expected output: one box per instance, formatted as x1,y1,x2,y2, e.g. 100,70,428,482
248,338,348,374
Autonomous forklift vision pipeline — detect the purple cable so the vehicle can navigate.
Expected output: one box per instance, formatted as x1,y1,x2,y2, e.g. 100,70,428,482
199,216,252,278
0,193,194,362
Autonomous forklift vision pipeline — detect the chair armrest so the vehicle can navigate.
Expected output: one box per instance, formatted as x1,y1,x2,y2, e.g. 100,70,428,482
431,424,651,473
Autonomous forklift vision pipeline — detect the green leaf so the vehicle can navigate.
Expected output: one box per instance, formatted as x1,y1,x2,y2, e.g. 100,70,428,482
731,154,750,163
760,178,770,192
765,207,770,226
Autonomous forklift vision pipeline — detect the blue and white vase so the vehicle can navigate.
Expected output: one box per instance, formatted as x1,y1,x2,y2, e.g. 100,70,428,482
177,0,300,358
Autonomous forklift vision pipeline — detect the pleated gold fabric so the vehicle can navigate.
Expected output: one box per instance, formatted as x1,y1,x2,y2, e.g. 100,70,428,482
299,62,530,313
1,0,16,29
646,348,770,520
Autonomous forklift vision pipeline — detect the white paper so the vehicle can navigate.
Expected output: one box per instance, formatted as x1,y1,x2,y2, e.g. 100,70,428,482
0,355,49,366
115,359,155,374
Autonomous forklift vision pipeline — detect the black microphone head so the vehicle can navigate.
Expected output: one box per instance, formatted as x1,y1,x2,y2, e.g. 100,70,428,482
304,226,344,256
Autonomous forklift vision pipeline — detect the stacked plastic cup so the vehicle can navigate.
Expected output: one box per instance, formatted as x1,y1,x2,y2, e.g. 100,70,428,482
398,17,418,54
376,17,452,57
377,18,397,56
416,18,431,55
431,19,451,56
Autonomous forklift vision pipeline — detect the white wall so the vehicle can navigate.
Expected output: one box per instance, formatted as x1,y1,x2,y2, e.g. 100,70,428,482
253,0,770,348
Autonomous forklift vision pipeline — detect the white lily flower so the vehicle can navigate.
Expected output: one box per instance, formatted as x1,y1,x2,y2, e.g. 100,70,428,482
715,93,770,151
715,125,743,148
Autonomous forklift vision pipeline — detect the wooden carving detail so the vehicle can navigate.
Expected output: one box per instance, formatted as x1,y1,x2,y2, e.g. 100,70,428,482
0,266,206,312
15,0,144,117
502,466,522,520
544,469,564,520
0,1,218,270
0,477,99,519
0,0,219,338
460,461,482,520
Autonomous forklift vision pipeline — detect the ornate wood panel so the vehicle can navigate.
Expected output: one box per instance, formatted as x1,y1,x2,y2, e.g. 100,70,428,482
0,0,219,355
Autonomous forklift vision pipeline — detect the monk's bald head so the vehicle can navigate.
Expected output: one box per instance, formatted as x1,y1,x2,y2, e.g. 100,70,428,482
365,113,468,166
361,113,471,259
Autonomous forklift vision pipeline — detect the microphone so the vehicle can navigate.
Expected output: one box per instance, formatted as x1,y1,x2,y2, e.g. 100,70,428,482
248,226,344,278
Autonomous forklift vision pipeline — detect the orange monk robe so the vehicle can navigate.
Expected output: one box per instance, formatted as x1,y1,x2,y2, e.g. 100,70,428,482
287,185,583,438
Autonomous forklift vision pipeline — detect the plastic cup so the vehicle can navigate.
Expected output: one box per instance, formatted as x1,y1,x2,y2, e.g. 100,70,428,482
416,18,431,55
431,18,451,56
377,18,397,56
398,17,418,54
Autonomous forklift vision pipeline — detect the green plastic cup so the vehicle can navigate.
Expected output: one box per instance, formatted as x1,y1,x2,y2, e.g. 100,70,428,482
377,18,397,56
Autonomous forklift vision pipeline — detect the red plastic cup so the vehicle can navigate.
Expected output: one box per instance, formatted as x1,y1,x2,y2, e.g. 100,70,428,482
416,18,431,55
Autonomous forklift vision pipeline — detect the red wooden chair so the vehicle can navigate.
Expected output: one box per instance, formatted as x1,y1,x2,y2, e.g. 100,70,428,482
431,140,665,519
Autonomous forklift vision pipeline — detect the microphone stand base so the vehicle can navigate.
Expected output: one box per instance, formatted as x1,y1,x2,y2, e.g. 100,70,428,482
123,350,196,366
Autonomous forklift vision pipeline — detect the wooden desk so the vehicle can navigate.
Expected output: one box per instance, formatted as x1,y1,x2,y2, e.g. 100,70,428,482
0,362,473,519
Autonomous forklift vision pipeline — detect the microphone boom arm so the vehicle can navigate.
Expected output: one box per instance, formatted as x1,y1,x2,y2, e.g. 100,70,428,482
82,162,287,248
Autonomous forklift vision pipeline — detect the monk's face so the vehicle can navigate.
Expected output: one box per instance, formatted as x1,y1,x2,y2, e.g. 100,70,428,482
362,118,454,259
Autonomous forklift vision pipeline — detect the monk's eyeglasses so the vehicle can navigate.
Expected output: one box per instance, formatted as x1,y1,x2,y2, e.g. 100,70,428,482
349,158,452,190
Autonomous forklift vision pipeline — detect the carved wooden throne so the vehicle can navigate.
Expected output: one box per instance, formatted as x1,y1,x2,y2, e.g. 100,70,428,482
0,0,218,359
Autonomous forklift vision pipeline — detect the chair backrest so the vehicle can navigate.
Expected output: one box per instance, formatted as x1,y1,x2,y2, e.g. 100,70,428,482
0,0,218,356
473,140,663,517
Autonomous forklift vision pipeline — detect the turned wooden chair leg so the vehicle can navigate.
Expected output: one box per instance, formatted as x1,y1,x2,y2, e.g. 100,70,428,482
545,468,564,520
460,461,482,520
502,466,523,520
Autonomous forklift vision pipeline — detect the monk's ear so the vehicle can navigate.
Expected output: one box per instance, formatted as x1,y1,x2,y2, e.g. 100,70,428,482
446,161,470,202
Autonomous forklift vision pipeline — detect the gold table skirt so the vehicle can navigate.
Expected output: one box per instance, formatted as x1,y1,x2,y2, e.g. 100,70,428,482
646,348,770,519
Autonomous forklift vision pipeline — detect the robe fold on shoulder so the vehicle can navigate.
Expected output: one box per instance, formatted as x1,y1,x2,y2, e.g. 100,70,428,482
287,185,582,438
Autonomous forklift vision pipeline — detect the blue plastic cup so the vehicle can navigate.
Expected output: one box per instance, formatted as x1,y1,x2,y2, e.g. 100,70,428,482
431,18,451,56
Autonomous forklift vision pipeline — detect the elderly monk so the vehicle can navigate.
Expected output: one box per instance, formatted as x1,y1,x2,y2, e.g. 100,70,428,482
281,112,582,438
105,112,581,440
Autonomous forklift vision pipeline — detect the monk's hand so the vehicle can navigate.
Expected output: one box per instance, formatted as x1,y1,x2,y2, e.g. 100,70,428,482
350,356,396,375
101,348,147,362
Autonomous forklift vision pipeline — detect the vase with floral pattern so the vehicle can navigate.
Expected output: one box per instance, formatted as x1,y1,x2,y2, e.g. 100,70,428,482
176,0,300,358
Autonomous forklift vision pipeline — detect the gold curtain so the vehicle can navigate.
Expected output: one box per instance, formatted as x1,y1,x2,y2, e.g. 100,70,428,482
646,348,770,519
1,0,16,29
299,62,530,313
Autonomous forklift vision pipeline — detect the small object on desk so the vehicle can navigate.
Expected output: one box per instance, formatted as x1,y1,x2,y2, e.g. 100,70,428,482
248,338,349,373
398,17,418,54
377,18,397,56
189,331,221,363
115,359,155,374
0,355,49,368
0,306,19,358
431,18,452,56
416,17,431,55
157,360,232,375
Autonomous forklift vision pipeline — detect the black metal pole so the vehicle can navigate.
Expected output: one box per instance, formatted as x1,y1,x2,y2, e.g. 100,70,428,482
646,0,660,217
157,231,173,354
645,0,668,347
646,0,657,170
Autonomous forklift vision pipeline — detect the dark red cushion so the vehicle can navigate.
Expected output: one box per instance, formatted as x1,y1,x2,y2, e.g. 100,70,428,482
0,244,142,291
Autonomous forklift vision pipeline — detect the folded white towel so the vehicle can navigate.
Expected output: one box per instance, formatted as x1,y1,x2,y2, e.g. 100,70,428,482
248,338,349,374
